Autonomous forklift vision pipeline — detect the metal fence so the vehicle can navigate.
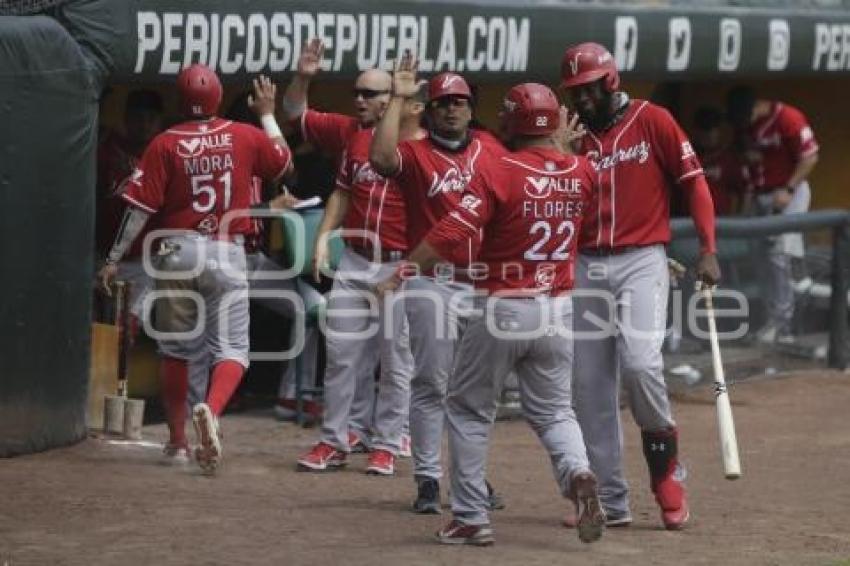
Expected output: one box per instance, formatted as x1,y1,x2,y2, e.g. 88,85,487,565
670,210,850,370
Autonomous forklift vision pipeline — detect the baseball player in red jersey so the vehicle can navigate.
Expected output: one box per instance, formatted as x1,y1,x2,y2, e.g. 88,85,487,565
282,38,395,452
296,91,426,475
282,38,390,164
691,106,752,215
370,53,507,514
378,83,605,546
727,87,819,344
98,66,294,474
559,43,720,530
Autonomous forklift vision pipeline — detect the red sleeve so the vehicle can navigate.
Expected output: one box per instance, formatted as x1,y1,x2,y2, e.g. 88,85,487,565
251,127,291,181
652,106,705,184
393,140,418,181
682,174,717,255
780,106,819,160
121,137,168,214
425,172,495,258
300,109,357,157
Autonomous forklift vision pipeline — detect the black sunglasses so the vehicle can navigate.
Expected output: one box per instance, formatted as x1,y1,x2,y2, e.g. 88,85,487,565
352,88,390,99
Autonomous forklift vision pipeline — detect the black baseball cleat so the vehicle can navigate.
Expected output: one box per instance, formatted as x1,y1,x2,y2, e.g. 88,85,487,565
413,477,442,514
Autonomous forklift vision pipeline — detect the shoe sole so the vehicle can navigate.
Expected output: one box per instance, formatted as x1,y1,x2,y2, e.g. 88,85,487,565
192,404,221,476
663,507,690,530
365,466,394,476
436,534,494,546
577,494,606,543
572,474,606,544
297,459,347,472
160,453,191,467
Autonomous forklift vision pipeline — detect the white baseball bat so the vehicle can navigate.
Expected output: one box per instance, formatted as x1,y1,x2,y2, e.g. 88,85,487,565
701,286,742,480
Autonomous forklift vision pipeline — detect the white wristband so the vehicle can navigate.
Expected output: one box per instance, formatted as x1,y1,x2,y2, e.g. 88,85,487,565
261,114,283,139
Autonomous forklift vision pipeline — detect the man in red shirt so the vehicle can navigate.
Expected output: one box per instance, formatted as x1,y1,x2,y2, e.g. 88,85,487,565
282,37,391,165
727,87,819,344
371,54,508,514
691,106,752,216
98,66,294,475
296,88,426,476
282,38,394,451
560,42,720,530
378,82,606,546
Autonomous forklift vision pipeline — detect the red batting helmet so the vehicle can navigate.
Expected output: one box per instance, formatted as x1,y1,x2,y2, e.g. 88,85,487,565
560,42,620,93
501,83,560,136
428,72,472,101
177,64,223,118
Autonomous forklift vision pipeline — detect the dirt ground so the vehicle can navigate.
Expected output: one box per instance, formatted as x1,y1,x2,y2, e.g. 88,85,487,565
2,372,850,566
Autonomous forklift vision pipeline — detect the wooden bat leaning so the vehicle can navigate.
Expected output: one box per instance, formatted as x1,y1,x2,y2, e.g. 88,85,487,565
701,285,742,480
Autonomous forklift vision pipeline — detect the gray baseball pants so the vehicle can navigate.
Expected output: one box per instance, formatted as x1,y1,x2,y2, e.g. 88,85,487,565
755,181,811,334
320,248,414,454
185,251,322,406
448,295,591,526
572,244,674,517
404,276,473,480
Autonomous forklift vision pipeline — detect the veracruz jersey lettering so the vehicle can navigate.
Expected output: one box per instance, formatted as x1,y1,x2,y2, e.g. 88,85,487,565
393,130,507,266
123,118,290,236
335,129,408,251
747,102,819,191
576,99,704,250
426,147,596,294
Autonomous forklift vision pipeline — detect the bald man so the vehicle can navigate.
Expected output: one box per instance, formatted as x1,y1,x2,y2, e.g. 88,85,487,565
281,39,408,456
282,38,392,162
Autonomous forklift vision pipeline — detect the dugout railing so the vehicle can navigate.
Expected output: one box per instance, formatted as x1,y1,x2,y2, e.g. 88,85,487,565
670,210,850,369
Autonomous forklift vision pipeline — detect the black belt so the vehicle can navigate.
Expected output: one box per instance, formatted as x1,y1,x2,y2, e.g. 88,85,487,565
579,245,644,257
349,244,406,263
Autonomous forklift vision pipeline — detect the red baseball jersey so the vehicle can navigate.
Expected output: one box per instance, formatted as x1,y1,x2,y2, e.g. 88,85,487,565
335,129,408,251
123,118,290,236
701,147,751,215
393,130,507,266
747,102,818,191
576,99,704,250
299,109,359,162
426,147,595,294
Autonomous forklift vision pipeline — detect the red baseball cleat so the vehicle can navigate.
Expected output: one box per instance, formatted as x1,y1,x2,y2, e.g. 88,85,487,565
655,472,690,530
366,449,395,476
435,520,495,546
297,442,347,471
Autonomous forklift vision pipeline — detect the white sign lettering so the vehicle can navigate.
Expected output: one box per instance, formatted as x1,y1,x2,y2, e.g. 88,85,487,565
135,11,530,75
614,16,638,72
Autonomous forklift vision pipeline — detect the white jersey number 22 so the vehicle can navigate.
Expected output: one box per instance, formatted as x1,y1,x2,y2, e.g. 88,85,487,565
524,220,574,261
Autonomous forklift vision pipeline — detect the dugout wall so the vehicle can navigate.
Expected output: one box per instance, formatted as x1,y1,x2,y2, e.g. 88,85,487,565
0,15,102,456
